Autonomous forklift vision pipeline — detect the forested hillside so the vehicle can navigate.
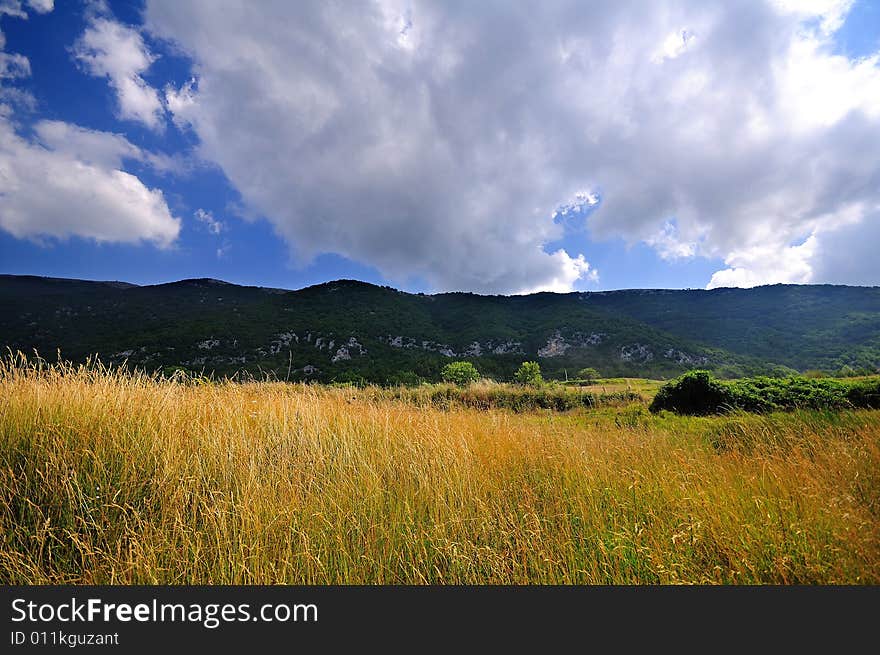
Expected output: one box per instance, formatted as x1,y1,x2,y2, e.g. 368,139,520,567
2,275,878,382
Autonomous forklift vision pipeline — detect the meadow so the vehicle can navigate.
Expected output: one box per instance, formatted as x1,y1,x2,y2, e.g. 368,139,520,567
1,355,877,584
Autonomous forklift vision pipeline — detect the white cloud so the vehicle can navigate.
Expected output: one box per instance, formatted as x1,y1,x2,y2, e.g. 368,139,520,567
0,117,180,246
770,0,853,34
73,17,164,130
0,1,27,21
553,191,600,219
0,51,28,78
194,208,224,234
144,0,880,292
707,236,817,289
652,29,697,63
0,85,36,109
164,77,196,130
645,222,698,261
0,3,43,110
0,2,24,67
25,0,53,13
33,120,142,168
809,210,880,287
33,119,186,174
709,202,880,289
0,0,177,248
515,250,598,294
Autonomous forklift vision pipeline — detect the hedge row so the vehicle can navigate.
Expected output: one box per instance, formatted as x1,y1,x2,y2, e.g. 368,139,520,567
649,370,880,415
378,384,642,412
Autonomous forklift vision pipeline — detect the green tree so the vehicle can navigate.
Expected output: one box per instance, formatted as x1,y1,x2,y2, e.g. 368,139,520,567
577,367,601,383
441,361,480,386
514,361,543,386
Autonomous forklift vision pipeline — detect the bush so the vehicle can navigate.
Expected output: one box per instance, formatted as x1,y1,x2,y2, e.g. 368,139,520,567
514,361,543,386
649,370,733,415
726,376,850,412
388,370,424,387
803,369,829,379
381,382,642,412
652,371,880,415
577,367,601,383
847,378,880,409
162,365,190,378
441,361,480,386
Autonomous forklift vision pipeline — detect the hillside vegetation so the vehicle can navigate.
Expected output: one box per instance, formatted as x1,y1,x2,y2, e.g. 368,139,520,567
2,275,879,383
1,356,877,584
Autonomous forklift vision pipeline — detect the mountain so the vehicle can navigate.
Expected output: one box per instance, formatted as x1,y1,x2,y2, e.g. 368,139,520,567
1,274,879,382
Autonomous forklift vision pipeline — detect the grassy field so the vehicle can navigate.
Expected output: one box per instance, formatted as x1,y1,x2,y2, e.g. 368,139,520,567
1,357,878,584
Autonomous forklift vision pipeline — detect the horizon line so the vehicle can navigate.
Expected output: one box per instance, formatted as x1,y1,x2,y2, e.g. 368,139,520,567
2,272,878,298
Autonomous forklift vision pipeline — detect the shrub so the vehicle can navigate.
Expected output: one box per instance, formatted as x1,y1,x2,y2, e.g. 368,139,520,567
441,361,480,386
803,369,829,379
649,370,733,415
514,361,543,386
392,383,642,412
726,376,850,412
577,367,601,383
388,370,423,387
652,371,880,415
847,378,880,409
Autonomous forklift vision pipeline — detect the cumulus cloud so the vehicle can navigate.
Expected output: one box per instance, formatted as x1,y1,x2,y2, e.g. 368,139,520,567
33,120,143,167
809,211,880,287
516,250,598,294
0,0,179,248
707,237,817,289
0,117,180,245
0,0,189,250
73,16,164,130
143,0,880,292
33,118,187,174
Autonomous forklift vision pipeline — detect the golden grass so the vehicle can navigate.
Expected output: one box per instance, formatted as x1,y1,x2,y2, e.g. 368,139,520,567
1,355,877,584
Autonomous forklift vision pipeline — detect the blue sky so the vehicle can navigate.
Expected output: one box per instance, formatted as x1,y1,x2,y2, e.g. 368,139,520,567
1,1,879,293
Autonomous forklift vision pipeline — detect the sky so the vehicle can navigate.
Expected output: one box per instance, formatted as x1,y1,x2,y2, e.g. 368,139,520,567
0,0,879,294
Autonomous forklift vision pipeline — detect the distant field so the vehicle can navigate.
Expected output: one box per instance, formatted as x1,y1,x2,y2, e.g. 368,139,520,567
574,377,666,396
1,359,877,584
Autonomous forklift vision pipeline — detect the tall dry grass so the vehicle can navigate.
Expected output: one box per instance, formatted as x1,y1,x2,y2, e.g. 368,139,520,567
1,354,877,583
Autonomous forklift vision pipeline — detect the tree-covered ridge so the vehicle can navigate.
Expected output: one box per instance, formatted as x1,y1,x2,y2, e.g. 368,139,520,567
581,285,880,372
1,275,878,383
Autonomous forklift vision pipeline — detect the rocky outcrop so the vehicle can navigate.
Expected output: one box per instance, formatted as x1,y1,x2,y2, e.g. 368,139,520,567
384,335,456,357
332,337,367,362
538,332,570,357
463,342,483,356
537,331,605,357
491,340,524,355
620,344,654,362
663,348,708,366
